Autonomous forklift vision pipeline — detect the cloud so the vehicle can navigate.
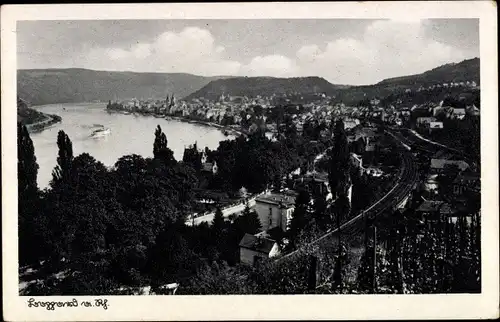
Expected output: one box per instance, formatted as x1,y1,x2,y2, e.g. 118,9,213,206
78,27,242,76
294,20,472,84
66,21,475,85
78,27,299,78
239,55,298,77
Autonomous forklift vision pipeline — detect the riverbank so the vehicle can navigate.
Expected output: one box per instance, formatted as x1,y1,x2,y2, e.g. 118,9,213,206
168,115,246,137
24,113,62,133
106,106,247,137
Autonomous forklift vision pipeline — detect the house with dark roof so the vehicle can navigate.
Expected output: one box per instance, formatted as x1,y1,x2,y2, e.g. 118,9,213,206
430,150,469,173
293,172,331,199
415,200,456,223
239,233,280,266
202,161,218,174
413,199,477,228
466,104,480,117
453,172,480,196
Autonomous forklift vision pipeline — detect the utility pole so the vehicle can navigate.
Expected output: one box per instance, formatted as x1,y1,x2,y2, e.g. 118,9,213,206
372,225,377,293
307,255,318,291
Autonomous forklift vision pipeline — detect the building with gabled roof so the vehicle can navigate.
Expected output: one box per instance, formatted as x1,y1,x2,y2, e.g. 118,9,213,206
254,191,297,232
239,233,280,266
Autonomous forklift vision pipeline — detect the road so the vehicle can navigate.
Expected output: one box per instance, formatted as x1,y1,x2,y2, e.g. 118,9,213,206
186,145,332,226
185,195,260,226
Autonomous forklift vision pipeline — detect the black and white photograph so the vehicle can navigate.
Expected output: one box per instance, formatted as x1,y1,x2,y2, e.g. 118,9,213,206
2,2,498,321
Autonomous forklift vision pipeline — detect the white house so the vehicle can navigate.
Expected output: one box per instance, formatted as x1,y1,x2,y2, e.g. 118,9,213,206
449,108,466,120
254,191,296,232
428,121,444,130
416,117,437,128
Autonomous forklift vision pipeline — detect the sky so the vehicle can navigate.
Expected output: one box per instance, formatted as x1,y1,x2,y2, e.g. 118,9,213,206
17,19,479,85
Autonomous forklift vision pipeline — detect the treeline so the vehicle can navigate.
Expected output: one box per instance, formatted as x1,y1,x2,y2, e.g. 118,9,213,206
185,112,330,194
17,96,62,129
17,114,337,295
354,195,481,294
19,123,272,294
181,194,481,295
19,124,201,293
379,87,480,108
426,114,480,159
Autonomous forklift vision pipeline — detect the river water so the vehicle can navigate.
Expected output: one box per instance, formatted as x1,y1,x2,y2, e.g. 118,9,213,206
30,103,235,189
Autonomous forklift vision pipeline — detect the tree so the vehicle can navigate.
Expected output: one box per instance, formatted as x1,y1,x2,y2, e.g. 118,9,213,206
330,194,351,291
212,207,225,241
18,124,39,195
153,125,176,165
234,204,262,235
182,142,202,172
288,189,311,244
310,184,329,230
283,115,298,141
18,123,42,265
333,194,351,227
51,130,74,185
147,223,198,285
328,120,351,200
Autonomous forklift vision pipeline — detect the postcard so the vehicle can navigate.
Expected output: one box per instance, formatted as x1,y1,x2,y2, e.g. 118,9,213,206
1,1,498,320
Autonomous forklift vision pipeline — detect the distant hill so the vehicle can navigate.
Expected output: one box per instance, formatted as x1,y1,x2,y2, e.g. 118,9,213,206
184,76,350,101
377,57,479,87
18,58,479,106
17,69,228,106
17,97,48,125
333,58,480,105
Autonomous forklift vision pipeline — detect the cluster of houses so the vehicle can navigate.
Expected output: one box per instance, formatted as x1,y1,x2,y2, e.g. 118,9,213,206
412,101,480,132
413,80,479,93
238,126,384,266
413,166,480,229
107,95,177,114
429,150,471,174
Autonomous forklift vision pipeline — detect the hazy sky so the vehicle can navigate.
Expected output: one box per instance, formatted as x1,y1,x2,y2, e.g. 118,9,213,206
17,19,479,85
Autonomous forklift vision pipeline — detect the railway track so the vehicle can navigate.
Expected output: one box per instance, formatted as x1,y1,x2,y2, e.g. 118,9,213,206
277,130,419,261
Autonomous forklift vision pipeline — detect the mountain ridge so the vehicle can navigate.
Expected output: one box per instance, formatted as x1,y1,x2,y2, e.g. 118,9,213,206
17,69,232,106
17,58,479,106
183,76,350,101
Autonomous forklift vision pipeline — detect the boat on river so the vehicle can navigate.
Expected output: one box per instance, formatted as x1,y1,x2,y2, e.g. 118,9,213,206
90,127,111,138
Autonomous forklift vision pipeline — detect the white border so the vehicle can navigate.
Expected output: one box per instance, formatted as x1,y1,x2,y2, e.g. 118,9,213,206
2,2,498,321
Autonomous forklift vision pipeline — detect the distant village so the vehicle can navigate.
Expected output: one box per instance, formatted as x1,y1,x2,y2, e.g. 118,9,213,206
106,78,480,137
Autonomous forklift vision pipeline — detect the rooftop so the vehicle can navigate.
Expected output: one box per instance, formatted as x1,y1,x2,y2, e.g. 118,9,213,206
432,150,456,160
239,233,276,254
303,172,329,183
202,162,216,172
453,172,480,183
256,192,296,207
416,200,444,213
416,200,459,216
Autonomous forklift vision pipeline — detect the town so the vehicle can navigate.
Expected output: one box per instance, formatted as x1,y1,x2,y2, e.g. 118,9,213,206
18,69,481,295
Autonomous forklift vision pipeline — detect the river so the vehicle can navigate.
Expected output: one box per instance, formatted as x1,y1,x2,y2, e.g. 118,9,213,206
30,103,235,189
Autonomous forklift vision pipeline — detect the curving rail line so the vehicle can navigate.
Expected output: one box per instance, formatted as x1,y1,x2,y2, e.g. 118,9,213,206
277,130,418,261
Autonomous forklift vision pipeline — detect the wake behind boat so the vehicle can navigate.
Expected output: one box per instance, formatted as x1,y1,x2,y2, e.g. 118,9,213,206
90,127,111,138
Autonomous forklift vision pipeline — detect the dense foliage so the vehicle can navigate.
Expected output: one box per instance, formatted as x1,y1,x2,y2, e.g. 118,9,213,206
18,116,330,294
